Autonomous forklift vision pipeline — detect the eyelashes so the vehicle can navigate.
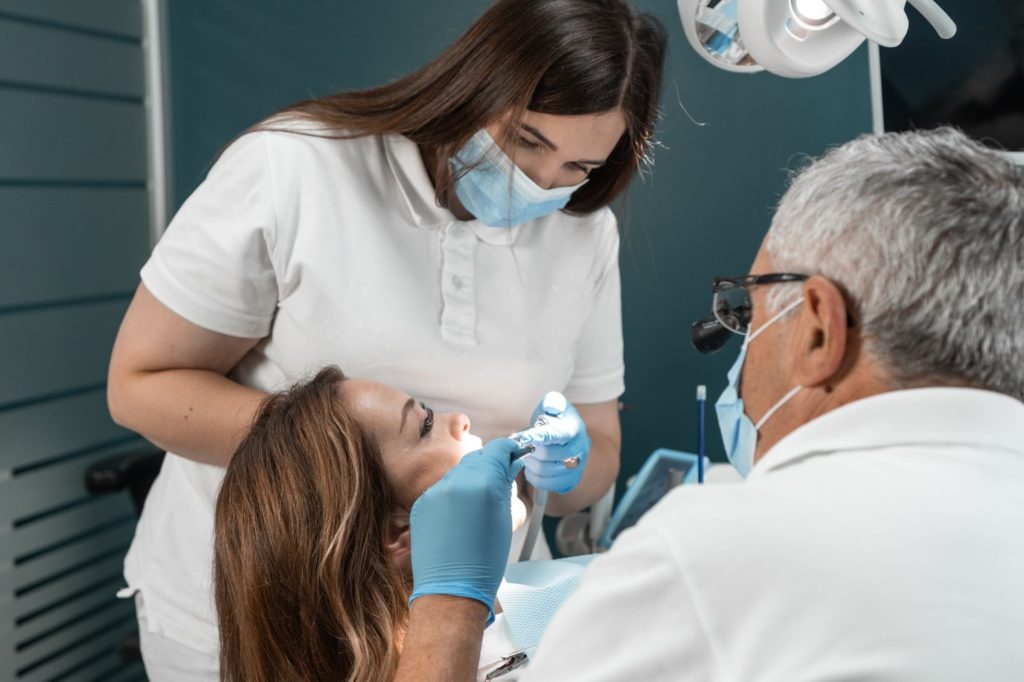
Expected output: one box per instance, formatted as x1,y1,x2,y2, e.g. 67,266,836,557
517,134,542,151
516,135,590,175
420,403,434,438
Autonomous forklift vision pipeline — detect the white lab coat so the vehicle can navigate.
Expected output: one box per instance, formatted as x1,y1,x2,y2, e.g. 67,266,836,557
524,388,1024,681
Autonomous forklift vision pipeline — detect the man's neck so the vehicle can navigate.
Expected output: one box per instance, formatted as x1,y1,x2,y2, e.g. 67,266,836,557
756,366,893,463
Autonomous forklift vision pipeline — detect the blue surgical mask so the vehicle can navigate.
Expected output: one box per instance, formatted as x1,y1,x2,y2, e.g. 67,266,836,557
450,129,588,228
715,298,804,477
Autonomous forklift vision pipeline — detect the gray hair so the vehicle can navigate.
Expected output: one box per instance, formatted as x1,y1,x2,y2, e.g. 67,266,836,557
766,128,1024,400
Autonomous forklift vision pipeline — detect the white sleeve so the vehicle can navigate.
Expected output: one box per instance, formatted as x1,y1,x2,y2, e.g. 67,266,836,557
521,521,721,682
563,211,624,405
141,132,279,338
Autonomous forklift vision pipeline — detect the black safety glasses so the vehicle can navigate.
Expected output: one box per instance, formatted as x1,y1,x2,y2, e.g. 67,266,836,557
690,273,809,354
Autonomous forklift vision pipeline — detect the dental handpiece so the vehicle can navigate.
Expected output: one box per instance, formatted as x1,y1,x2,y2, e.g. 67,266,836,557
511,439,580,469
510,443,535,461
509,414,581,469
514,392,576,561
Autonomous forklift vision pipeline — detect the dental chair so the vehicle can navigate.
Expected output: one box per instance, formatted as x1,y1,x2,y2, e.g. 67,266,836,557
552,485,615,557
83,443,165,662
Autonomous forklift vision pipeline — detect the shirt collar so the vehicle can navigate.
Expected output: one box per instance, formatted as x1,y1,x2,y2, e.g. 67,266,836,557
382,133,454,228
382,133,524,244
752,387,1024,476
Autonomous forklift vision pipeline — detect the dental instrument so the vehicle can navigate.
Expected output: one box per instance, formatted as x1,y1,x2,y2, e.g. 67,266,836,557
511,444,536,460
510,444,577,470
481,649,532,680
511,395,565,562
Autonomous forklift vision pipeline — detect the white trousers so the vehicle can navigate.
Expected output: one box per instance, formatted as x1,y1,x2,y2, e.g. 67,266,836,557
135,594,220,681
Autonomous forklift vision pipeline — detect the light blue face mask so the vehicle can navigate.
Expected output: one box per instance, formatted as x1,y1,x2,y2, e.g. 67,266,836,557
715,298,804,477
450,129,588,228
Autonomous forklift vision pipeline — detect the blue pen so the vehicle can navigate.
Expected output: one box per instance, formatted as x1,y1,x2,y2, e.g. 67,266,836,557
697,385,706,484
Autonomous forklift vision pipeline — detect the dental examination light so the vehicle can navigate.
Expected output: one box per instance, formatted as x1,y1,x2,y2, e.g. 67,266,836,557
678,0,956,78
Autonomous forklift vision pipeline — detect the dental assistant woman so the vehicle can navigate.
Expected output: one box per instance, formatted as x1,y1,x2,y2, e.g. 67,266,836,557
106,0,666,678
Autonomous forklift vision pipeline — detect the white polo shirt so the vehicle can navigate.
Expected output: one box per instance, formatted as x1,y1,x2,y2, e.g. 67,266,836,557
123,122,624,652
525,388,1024,681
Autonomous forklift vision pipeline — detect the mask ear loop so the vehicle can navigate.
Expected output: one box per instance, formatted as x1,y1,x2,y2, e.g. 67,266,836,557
747,295,805,430
754,385,802,430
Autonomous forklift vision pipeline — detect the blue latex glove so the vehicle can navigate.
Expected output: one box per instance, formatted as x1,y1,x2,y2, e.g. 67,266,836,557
515,392,591,494
408,438,526,623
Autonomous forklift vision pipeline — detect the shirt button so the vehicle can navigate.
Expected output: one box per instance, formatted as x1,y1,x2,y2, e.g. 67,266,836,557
451,275,463,289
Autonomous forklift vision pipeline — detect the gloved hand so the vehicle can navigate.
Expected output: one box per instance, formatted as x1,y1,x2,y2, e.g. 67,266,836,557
408,438,526,623
515,392,591,495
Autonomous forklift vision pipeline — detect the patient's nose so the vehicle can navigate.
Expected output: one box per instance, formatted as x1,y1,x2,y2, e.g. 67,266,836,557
447,412,470,438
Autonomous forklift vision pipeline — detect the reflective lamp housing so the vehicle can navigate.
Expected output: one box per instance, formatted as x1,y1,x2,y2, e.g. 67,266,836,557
678,0,956,78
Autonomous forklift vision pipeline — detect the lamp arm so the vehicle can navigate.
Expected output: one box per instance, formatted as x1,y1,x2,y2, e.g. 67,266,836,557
906,0,957,39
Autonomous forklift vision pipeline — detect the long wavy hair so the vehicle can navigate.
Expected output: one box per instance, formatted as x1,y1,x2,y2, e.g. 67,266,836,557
214,366,408,681
258,0,667,215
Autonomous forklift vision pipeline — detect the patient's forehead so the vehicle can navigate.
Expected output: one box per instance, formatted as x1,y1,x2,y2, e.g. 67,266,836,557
339,379,407,440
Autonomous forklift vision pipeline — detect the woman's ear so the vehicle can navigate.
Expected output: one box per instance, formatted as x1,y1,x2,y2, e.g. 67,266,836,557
793,275,849,388
385,511,411,565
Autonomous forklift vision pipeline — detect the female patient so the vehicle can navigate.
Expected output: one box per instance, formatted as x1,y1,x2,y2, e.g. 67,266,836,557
213,366,529,681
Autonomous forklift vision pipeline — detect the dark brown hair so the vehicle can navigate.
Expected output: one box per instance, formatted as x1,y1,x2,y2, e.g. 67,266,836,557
261,0,667,215
214,367,407,681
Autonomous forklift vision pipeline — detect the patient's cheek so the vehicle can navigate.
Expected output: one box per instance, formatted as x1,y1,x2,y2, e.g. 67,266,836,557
409,435,483,502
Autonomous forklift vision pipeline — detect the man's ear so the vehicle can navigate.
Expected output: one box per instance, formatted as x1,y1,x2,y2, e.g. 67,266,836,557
793,275,848,388
385,511,411,565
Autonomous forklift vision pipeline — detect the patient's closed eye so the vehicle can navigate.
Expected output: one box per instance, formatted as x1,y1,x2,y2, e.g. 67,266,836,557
420,403,434,438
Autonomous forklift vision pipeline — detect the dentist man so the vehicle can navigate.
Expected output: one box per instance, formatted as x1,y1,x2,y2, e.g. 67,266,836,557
397,128,1024,681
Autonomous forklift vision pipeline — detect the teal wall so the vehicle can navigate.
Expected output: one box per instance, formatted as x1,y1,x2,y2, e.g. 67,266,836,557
166,1,872,489
620,0,872,474
0,0,149,679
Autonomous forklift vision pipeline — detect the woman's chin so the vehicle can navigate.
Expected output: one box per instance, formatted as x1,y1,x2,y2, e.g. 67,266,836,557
510,480,528,533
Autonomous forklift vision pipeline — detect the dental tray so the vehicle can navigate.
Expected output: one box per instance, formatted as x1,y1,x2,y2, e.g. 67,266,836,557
598,448,708,549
